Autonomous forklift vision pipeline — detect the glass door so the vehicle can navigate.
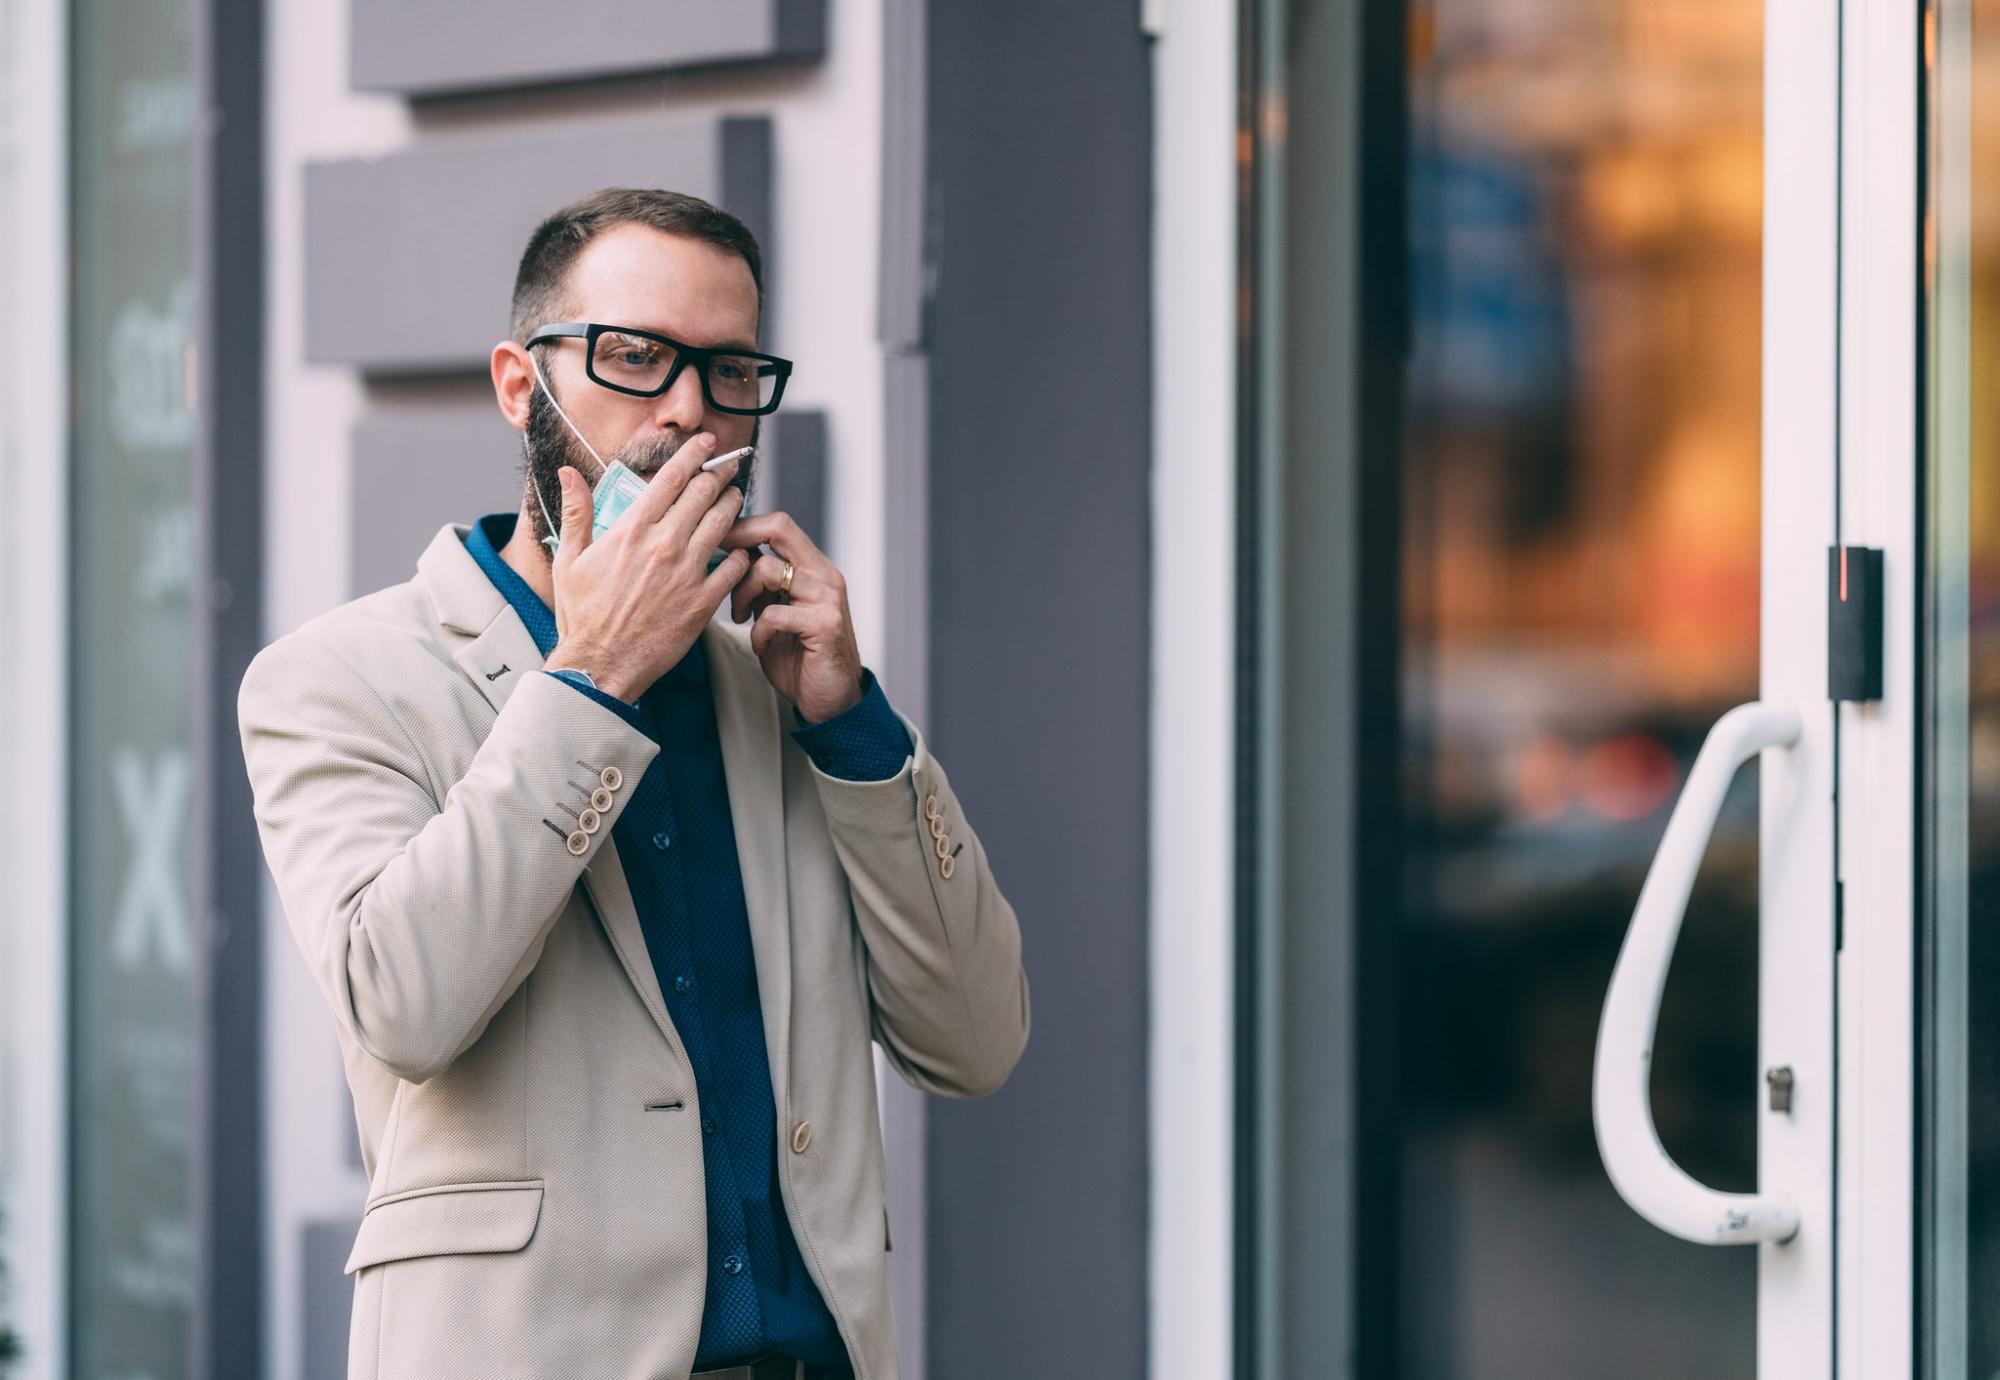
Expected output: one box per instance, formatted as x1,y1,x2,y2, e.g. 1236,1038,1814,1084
1592,0,1929,1373
1236,0,1847,1371
1237,0,1901,1374
1922,0,2000,1372
1588,3,1844,1375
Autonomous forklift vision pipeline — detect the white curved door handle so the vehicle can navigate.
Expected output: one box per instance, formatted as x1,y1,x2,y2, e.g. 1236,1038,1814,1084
1592,701,1802,1246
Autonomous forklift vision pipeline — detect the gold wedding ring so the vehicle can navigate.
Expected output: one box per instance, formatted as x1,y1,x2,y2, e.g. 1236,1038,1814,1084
779,560,796,600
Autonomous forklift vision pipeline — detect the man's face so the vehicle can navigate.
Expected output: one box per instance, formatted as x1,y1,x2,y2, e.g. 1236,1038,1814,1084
521,224,762,550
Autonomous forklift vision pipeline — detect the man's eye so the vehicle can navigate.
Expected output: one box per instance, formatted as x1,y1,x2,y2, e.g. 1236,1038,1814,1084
598,336,662,367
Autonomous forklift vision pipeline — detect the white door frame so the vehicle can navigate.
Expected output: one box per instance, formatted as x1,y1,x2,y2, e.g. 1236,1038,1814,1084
1147,0,1238,1377
1832,0,1921,1372
0,0,71,1373
1756,3,1841,1374
1736,0,1924,1368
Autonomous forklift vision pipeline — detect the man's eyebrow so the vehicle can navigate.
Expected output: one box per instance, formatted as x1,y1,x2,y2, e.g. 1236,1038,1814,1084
621,322,758,352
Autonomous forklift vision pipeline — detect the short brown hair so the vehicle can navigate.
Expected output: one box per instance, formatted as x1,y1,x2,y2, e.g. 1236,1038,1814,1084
509,187,764,345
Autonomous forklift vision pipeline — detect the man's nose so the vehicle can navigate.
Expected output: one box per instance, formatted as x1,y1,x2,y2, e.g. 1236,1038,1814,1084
653,362,709,433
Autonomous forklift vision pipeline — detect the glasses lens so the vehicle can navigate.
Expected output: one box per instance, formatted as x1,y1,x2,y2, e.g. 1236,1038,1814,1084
707,354,781,413
590,330,677,393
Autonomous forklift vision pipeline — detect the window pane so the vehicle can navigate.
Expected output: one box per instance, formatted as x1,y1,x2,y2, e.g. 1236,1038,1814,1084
1250,0,1763,1372
1922,0,2000,1371
68,0,199,1374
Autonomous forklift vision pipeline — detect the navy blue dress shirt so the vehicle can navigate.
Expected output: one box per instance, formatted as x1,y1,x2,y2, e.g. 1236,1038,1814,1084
462,513,910,1369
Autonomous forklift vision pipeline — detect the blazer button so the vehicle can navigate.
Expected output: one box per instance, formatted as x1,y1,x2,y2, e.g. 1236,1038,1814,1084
933,833,951,860
928,813,946,840
600,765,623,792
791,1121,812,1154
578,807,602,834
565,829,590,856
590,786,613,812
939,853,956,880
923,793,941,820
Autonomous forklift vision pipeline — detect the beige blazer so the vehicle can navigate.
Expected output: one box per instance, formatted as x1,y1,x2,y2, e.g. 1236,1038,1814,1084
237,521,1030,1380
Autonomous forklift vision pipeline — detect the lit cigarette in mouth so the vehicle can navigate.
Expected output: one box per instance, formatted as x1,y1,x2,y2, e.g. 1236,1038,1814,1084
700,445,755,472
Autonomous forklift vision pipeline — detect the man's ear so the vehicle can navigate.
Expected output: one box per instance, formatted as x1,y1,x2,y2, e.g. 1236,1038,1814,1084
491,340,535,431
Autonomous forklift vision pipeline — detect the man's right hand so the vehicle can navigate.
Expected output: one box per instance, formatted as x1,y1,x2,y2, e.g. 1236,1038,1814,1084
543,433,751,703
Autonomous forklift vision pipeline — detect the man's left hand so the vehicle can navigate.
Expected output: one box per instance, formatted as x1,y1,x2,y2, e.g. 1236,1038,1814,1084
724,512,864,724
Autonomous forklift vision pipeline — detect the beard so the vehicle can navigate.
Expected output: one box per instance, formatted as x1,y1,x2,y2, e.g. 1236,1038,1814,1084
521,375,761,558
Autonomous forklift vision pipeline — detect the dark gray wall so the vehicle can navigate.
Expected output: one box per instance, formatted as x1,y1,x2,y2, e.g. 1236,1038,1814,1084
193,0,265,1370
922,4,1152,1375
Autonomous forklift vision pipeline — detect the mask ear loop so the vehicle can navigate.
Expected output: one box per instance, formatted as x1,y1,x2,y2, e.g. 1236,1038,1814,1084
527,351,608,556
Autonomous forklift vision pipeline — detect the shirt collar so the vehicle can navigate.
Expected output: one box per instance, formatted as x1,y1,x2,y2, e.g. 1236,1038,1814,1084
461,512,706,686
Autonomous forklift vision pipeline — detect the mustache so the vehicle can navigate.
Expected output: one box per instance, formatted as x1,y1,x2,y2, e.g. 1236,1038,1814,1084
616,431,687,475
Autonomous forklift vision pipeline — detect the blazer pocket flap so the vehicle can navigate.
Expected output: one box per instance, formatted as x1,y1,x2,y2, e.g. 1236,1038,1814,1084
344,1180,544,1275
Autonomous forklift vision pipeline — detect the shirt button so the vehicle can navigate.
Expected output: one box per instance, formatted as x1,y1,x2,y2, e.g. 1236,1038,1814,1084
721,1254,745,1276
702,1115,717,1136
652,830,671,851
673,973,694,994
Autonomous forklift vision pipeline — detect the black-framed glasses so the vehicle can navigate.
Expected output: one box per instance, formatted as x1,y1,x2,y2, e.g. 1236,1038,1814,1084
526,321,793,415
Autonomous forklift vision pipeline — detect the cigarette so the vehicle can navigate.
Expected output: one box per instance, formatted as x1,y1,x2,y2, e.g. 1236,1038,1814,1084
701,445,756,472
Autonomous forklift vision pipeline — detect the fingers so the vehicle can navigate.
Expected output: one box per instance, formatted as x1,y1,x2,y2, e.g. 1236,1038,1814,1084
663,451,743,551
723,510,831,576
690,480,747,563
625,431,719,531
700,545,754,605
730,551,795,624
747,597,839,659
555,466,591,562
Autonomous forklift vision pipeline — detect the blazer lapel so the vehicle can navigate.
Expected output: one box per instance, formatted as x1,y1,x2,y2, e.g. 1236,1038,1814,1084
702,622,794,1106
415,522,547,720
415,523,689,1074
577,839,690,1078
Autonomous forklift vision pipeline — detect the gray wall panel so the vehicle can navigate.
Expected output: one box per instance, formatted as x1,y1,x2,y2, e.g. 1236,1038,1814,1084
349,407,522,595
348,404,827,597
922,1,1152,1376
305,114,771,374
757,408,825,553
300,1218,361,1380
350,0,824,98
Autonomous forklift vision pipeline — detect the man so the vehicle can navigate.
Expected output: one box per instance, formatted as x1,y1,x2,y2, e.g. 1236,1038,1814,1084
237,188,1030,1380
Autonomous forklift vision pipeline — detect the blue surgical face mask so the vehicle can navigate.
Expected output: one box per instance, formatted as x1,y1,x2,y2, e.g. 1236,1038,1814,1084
528,355,637,554
526,355,751,571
